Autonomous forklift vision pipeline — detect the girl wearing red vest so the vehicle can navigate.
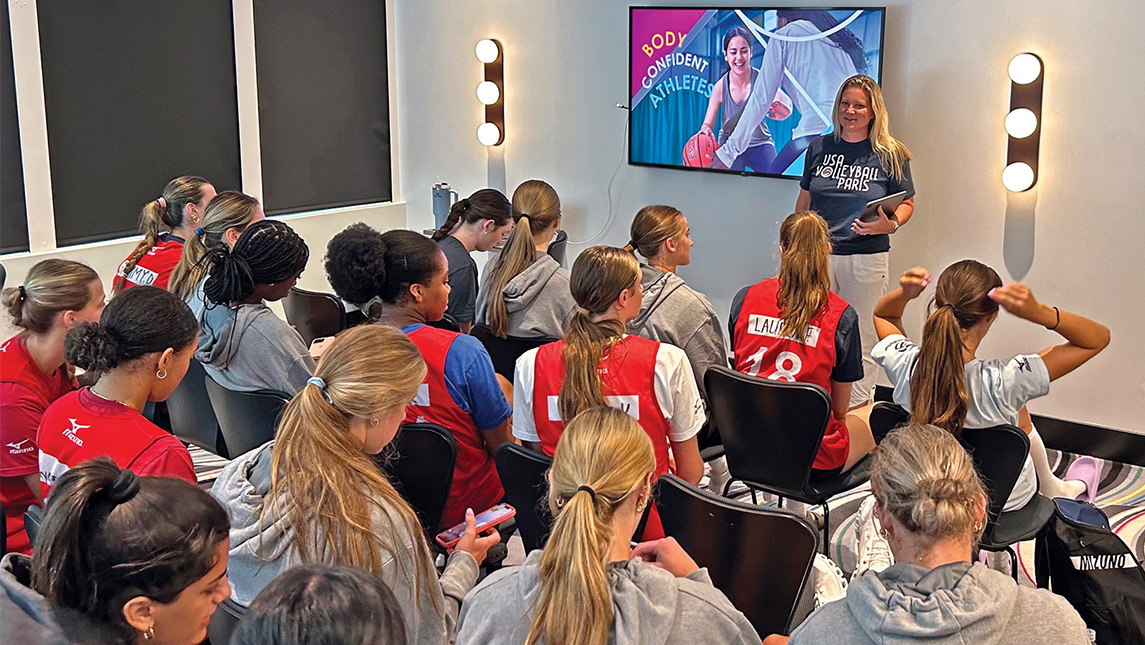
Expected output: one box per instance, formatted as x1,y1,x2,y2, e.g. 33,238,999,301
728,212,875,477
1,260,105,554
113,176,216,294
513,246,707,538
37,286,198,495
356,229,513,531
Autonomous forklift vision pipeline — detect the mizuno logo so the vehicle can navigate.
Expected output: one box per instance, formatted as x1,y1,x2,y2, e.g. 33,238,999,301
7,439,29,449
63,418,89,447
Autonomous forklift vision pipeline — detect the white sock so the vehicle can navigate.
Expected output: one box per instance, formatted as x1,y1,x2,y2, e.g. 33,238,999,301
1029,426,1087,500
707,456,731,495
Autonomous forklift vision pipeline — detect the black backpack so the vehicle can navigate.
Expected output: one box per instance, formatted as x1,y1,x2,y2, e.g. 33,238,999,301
1035,497,1145,645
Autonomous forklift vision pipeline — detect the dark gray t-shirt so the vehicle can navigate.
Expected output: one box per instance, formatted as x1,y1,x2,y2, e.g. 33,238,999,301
799,136,915,256
728,285,863,382
438,235,478,323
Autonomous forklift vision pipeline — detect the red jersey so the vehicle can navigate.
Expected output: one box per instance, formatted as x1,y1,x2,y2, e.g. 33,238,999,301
404,325,503,530
113,234,184,291
37,388,196,496
1,335,76,554
531,335,673,538
732,278,850,470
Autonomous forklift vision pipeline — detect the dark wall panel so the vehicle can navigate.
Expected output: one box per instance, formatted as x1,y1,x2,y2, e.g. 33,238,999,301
2,1,29,254
254,0,391,215
38,1,241,247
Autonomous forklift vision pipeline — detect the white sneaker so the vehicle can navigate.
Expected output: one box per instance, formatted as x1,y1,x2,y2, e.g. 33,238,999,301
852,495,894,582
812,554,847,609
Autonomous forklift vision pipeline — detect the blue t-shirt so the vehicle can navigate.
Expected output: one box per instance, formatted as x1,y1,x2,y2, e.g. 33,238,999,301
799,136,915,256
400,323,511,430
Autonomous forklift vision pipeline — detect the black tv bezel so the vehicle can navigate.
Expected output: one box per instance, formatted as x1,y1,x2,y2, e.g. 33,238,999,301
627,6,887,181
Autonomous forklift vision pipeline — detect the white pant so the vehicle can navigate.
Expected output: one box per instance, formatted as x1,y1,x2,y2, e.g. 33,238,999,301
829,252,889,408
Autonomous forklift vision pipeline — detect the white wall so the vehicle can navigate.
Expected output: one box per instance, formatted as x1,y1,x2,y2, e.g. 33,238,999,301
394,0,1145,434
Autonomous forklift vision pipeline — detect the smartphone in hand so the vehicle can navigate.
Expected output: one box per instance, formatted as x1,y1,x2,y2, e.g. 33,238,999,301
435,503,516,549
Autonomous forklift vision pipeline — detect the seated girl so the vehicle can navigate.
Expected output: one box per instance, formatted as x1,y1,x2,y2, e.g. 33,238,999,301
196,219,314,395
728,212,875,478
211,324,498,644
114,175,216,293
1,259,104,554
475,180,575,339
168,190,265,310
1,458,230,645
458,407,762,644
324,222,387,327
513,246,706,537
871,261,1108,511
430,189,513,333
625,204,727,399
38,286,197,492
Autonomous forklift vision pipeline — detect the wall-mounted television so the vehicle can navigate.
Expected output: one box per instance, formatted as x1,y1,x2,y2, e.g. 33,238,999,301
629,7,886,179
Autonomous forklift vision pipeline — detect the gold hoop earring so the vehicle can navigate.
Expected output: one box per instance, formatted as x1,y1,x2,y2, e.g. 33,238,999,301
156,369,168,380
370,418,380,426
142,626,155,640
973,521,983,532
879,527,890,539
635,496,647,515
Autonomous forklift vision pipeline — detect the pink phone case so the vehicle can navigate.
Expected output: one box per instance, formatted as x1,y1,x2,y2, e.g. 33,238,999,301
435,504,516,548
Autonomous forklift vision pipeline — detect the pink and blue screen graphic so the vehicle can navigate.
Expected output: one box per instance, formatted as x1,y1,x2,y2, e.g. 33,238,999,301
630,7,885,178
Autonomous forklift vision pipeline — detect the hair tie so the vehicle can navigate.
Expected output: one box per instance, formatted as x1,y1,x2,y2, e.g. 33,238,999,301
576,485,597,503
18,285,26,300
195,227,204,237
574,305,591,316
307,376,333,403
627,240,637,249
938,303,956,312
107,469,140,505
461,198,471,209
157,196,167,209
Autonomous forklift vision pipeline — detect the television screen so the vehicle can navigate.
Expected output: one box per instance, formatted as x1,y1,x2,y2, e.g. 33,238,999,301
629,7,886,179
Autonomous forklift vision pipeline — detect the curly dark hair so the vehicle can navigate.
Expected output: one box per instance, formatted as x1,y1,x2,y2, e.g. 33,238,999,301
64,286,197,373
324,223,388,308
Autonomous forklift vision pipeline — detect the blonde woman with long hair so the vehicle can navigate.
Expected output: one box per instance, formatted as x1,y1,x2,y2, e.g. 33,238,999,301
168,190,264,306
770,424,1090,645
513,246,706,539
795,74,916,408
458,407,761,645
211,324,499,644
475,180,575,339
730,212,875,480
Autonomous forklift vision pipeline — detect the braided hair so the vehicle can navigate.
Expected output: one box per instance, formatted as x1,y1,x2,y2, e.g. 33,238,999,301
203,219,309,306
777,9,868,74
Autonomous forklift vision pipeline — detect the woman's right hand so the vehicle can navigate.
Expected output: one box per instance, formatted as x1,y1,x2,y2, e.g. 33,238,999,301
698,124,714,138
899,267,930,299
630,537,700,578
453,508,501,564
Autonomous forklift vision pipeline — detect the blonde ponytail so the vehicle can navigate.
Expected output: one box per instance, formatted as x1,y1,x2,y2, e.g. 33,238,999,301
169,191,260,301
626,205,685,261
777,211,832,342
528,407,656,645
116,176,210,295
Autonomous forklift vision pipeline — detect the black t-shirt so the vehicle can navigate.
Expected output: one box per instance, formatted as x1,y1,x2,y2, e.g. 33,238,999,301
728,285,863,382
438,235,478,323
799,135,915,256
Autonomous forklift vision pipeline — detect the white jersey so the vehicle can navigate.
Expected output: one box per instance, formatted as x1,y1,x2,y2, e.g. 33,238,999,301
872,334,1051,511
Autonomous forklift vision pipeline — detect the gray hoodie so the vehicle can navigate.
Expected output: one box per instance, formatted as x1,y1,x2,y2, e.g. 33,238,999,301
195,300,315,395
789,561,1091,644
476,254,575,339
456,550,761,644
210,442,480,645
628,265,728,397
1,553,126,645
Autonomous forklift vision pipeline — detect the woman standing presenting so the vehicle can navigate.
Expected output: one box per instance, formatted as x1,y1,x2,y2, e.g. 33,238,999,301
797,74,915,407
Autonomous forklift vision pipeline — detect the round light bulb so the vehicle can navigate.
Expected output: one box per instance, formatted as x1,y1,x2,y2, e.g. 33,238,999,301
477,122,501,146
1002,162,1035,192
1004,108,1038,139
476,81,500,105
475,39,500,64
1008,53,1042,84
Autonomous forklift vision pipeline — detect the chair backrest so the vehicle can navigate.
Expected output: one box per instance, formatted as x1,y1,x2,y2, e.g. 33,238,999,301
204,375,290,458
704,366,831,497
428,313,460,333
283,286,347,346
960,425,1030,527
206,596,246,644
23,504,43,547
378,422,458,534
869,402,910,445
495,443,553,553
656,474,818,636
546,229,568,267
165,360,225,457
472,324,557,381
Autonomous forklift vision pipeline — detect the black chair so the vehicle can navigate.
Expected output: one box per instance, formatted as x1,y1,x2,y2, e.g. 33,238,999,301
546,229,568,267
428,312,460,333
23,504,43,547
704,366,870,554
283,286,347,346
495,443,553,553
206,597,246,645
471,324,557,381
166,360,227,457
378,422,458,535
962,425,1056,578
204,375,290,458
656,474,818,636
0,262,6,290
869,401,910,444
